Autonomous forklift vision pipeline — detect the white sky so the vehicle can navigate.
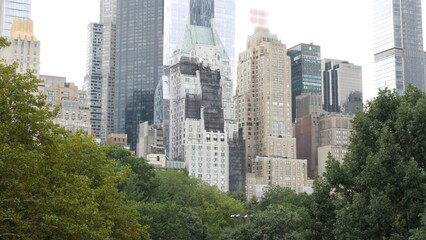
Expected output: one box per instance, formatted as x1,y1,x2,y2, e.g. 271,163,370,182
31,0,426,102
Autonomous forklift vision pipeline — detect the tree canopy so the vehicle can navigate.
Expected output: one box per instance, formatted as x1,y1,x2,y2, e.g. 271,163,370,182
0,38,146,239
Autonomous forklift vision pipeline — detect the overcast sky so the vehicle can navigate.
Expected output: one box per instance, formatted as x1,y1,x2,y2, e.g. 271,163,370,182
31,0,426,101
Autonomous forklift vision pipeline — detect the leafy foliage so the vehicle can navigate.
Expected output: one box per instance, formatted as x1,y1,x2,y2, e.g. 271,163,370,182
106,144,158,202
151,170,245,239
326,86,426,239
0,39,146,239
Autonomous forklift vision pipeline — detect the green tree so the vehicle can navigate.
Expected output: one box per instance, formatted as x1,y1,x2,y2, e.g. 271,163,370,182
409,208,426,239
138,202,206,240
106,144,158,202
221,205,307,240
323,86,426,239
307,176,337,240
251,186,311,213
153,170,244,239
0,38,147,239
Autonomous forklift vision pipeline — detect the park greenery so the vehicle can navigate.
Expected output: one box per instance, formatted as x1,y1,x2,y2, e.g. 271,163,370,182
0,37,425,239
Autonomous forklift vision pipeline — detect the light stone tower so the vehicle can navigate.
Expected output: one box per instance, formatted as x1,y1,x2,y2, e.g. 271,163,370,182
236,27,308,198
169,19,237,192
0,18,40,75
236,27,295,172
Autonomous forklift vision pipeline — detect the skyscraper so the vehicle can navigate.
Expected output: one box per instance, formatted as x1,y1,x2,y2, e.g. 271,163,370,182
163,0,235,90
294,92,322,178
114,0,164,150
99,0,117,142
287,43,321,122
84,23,103,139
84,0,117,141
169,21,236,191
373,0,425,94
322,59,363,114
190,0,214,27
236,27,295,173
0,18,39,75
0,0,31,37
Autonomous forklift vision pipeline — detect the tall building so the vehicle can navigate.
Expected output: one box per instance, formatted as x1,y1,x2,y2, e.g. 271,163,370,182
114,0,164,150
322,59,363,114
0,18,39,75
0,0,31,37
373,0,425,94
163,0,235,90
39,79,91,134
190,0,214,27
295,92,322,177
287,43,321,122
84,0,117,141
169,19,237,191
163,0,190,66
153,75,170,156
100,0,117,142
84,23,103,139
236,27,295,173
317,113,353,176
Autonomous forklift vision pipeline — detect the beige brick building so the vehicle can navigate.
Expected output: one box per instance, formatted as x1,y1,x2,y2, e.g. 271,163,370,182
317,113,353,176
295,92,322,177
246,156,308,199
40,81,92,134
236,27,295,173
236,27,309,198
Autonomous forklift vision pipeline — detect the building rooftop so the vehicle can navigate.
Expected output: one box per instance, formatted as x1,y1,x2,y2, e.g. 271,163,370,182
175,23,229,59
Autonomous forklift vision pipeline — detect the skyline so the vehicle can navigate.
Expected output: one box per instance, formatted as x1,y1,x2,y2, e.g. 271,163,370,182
31,0,426,102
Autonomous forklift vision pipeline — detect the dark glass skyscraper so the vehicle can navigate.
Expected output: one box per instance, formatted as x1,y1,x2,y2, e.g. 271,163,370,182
115,0,164,150
373,0,425,94
190,0,214,27
287,43,321,122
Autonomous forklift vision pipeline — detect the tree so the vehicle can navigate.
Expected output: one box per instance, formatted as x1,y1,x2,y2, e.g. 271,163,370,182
323,86,426,239
306,177,337,240
250,186,311,213
221,205,307,240
138,202,206,240
409,209,426,239
0,38,147,239
106,144,158,202
153,170,245,239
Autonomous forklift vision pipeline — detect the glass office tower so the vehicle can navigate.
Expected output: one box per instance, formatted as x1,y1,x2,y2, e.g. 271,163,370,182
163,0,189,66
373,0,425,94
0,0,31,37
287,43,321,122
190,0,214,27
114,0,164,150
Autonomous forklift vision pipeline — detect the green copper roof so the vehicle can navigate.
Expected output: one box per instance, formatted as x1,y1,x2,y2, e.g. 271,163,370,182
175,24,229,60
